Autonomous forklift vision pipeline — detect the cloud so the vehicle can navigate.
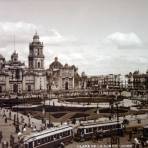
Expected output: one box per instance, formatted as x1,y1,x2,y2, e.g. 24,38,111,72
104,32,143,49
41,29,77,46
0,21,77,47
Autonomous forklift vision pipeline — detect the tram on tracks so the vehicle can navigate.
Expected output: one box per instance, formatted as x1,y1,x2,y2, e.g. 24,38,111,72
23,125,73,148
74,121,123,141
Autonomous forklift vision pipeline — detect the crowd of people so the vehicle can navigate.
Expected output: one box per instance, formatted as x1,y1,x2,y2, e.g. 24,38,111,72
0,107,40,148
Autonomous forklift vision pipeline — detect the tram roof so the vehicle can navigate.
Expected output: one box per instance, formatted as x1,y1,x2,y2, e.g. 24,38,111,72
24,125,73,143
79,120,122,129
144,125,148,129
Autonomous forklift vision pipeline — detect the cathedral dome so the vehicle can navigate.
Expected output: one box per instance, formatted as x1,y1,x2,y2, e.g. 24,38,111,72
33,32,40,42
11,51,18,62
49,57,63,70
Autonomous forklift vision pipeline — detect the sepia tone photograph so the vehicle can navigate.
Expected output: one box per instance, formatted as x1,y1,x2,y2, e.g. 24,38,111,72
0,0,148,147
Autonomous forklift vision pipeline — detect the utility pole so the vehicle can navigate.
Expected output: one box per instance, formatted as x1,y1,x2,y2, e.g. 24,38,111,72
115,93,120,148
48,84,51,127
15,69,20,133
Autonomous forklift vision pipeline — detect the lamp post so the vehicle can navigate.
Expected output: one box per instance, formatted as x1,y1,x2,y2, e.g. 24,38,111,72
15,69,20,133
42,91,46,125
115,92,120,148
48,84,51,127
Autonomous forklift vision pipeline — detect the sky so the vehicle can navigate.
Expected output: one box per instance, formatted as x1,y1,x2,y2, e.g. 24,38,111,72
0,0,148,75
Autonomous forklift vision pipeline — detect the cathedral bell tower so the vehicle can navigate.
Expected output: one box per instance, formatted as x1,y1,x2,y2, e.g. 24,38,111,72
28,32,44,69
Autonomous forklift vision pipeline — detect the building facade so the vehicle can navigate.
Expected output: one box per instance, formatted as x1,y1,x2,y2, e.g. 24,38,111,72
0,33,79,95
47,57,79,91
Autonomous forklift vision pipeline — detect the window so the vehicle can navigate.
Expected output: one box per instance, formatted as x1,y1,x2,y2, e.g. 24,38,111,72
0,86,2,93
86,128,89,133
28,85,31,92
38,49,40,55
34,141,38,147
38,62,40,68
16,69,20,79
13,84,18,93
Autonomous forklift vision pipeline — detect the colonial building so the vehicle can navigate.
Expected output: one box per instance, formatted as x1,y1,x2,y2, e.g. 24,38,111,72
47,57,79,91
0,33,79,95
4,51,25,94
126,71,148,90
23,33,47,93
0,55,9,94
85,74,121,90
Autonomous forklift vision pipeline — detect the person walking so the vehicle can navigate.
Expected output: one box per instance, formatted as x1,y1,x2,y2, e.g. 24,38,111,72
10,134,15,147
0,131,3,143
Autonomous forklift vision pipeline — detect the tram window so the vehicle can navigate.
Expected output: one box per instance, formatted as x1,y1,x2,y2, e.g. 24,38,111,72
143,128,148,137
41,138,44,144
86,128,89,133
98,127,101,131
60,132,63,137
93,127,97,131
57,134,60,139
25,144,28,148
47,137,50,142
37,140,40,144
68,130,70,135
51,136,54,141
29,142,33,148
63,131,68,137
45,138,47,142
88,128,92,133
54,135,57,139
34,141,38,147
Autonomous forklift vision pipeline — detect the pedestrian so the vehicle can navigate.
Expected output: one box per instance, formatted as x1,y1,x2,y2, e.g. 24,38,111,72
5,117,7,123
128,131,132,141
28,117,31,127
2,140,8,148
10,134,15,147
134,138,140,148
59,142,65,148
0,131,3,143
9,110,11,120
14,114,16,125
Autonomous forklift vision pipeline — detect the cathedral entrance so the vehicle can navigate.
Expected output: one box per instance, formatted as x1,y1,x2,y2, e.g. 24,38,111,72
28,85,31,92
65,82,68,90
13,84,18,93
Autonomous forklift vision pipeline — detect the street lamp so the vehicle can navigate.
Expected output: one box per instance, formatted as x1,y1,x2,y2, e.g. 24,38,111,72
15,69,20,133
115,93,120,148
48,84,51,127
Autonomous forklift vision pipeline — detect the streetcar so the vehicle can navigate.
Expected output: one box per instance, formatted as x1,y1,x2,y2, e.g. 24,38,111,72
23,125,73,148
74,121,123,141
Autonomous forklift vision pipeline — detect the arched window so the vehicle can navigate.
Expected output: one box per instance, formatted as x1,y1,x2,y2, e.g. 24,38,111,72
28,85,31,92
38,62,40,68
13,84,18,93
0,86,2,93
38,48,40,55
65,82,68,90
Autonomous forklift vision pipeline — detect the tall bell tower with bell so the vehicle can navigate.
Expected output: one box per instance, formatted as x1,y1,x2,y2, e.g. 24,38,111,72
28,32,44,70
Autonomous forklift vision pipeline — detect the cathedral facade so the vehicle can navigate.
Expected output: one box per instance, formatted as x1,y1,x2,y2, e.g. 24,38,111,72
0,33,79,95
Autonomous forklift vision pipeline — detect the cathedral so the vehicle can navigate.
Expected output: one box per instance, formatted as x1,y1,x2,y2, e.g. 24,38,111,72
0,33,80,95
